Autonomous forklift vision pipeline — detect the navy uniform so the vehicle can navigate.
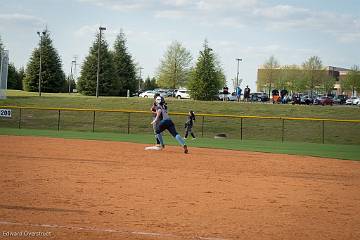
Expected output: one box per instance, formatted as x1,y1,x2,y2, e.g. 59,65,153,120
151,96,188,154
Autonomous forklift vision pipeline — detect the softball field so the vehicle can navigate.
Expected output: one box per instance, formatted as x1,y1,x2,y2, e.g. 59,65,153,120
0,135,359,240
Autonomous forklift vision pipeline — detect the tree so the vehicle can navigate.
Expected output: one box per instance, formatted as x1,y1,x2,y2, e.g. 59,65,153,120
302,56,324,97
188,40,224,100
23,29,66,92
143,76,158,90
7,63,23,90
112,30,137,96
77,33,117,96
262,56,280,97
284,65,307,93
322,75,336,96
157,41,192,89
342,65,360,96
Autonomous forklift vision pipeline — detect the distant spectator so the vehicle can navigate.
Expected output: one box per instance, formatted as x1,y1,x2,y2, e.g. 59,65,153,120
272,89,280,104
280,89,288,104
244,85,251,102
236,86,242,102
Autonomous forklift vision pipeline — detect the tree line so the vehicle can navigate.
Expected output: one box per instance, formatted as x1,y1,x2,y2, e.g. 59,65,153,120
2,31,359,100
1,30,225,100
258,56,360,96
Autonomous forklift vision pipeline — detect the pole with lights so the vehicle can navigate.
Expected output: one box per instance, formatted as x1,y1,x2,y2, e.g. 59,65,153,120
96,26,106,98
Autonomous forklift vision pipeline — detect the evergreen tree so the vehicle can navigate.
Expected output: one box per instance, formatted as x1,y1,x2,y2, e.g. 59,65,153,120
157,41,192,89
112,30,137,96
23,29,66,92
18,67,25,90
188,40,224,100
7,63,23,90
143,76,158,90
78,33,117,96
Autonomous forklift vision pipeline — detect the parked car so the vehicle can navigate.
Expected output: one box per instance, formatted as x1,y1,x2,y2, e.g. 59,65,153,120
314,96,333,106
345,96,360,105
168,89,178,97
175,89,190,99
154,88,170,97
131,90,143,97
300,95,314,105
250,92,269,102
139,90,156,98
333,95,348,105
218,91,237,101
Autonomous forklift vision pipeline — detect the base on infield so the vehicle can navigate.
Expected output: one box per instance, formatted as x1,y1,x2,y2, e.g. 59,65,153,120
144,146,162,151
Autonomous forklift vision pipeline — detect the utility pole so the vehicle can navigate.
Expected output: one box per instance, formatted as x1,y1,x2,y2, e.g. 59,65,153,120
96,26,106,98
69,60,76,94
236,58,242,87
138,67,144,91
37,31,46,96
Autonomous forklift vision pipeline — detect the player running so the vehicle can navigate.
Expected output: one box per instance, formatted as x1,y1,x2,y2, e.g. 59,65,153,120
151,96,188,154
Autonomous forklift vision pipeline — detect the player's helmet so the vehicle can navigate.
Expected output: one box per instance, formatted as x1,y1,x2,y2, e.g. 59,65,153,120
155,96,165,105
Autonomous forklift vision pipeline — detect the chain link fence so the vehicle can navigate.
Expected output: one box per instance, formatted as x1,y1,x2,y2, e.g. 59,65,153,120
1,106,360,145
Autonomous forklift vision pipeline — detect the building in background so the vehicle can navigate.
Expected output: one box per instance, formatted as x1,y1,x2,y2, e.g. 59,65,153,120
256,66,352,96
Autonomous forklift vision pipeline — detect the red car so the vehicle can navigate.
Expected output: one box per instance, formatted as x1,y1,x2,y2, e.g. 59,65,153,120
318,96,333,106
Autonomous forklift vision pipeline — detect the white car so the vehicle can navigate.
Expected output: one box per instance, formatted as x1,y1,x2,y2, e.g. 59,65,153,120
218,91,237,101
345,96,360,105
139,90,156,98
175,89,190,99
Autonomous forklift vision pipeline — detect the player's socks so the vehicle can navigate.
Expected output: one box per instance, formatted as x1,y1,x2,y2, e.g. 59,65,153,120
156,133,164,146
175,134,185,146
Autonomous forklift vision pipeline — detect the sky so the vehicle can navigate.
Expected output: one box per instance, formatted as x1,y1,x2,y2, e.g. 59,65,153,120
1,0,359,91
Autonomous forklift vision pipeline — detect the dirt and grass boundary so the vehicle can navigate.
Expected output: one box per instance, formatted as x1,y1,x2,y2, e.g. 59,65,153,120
1,127,359,161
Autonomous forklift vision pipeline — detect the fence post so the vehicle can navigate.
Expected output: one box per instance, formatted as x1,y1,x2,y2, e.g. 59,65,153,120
92,111,96,132
322,120,325,144
127,112,130,134
18,108,22,129
201,115,205,137
57,110,61,131
281,118,285,142
240,117,243,140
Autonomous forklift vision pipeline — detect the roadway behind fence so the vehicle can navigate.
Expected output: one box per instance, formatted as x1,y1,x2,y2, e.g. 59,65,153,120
1,106,360,145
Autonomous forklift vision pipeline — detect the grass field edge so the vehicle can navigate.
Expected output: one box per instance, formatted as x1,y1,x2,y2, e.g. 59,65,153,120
0,127,359,161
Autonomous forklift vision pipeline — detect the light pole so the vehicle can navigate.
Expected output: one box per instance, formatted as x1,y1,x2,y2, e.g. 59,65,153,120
96,26,106,98
236,58,242,88
69,60,76,94
37,31,46,96
138,67,144,91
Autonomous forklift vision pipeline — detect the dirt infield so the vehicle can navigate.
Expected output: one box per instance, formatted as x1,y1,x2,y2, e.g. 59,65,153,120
0,135,359,240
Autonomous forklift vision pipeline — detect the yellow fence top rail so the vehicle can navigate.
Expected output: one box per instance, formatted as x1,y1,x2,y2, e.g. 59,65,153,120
1,105,360,123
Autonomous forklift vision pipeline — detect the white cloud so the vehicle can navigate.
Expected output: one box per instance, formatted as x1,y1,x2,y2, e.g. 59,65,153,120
0,13,45,26
77,0,360,44
154,10,187,19
78,0,148,11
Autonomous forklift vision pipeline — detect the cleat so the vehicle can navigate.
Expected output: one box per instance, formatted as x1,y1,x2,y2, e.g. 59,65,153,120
183,145,188,154
191,138,196,140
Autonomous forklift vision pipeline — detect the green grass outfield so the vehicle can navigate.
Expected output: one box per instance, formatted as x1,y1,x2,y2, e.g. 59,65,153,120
1,128,359,161
1,90,360,145
3,90,360,119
